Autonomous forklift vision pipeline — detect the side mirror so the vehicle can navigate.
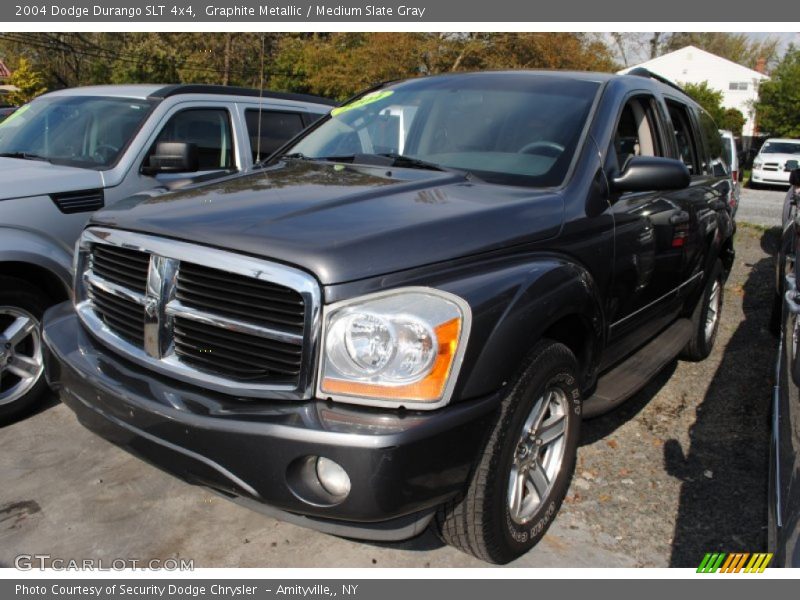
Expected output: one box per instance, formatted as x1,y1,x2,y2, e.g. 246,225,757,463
142,142,199,175
790,169,800,187
611,156,690,194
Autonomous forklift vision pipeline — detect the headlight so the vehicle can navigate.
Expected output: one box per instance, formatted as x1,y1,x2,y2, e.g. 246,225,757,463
753,159,763,169
318,287,471,409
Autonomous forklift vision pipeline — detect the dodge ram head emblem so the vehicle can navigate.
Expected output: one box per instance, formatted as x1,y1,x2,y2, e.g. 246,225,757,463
144,296,159,319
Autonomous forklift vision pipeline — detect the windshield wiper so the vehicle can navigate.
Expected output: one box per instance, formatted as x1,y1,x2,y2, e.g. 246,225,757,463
0,152,51,162
374,153,448,172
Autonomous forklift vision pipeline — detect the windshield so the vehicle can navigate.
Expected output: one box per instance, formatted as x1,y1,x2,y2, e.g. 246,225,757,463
0,95,154,169
760,141,800,155
284,74,600,187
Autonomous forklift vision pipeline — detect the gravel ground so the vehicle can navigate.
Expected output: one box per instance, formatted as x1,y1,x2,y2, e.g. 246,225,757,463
736,185,787,227
558,220,780,566
0,221,781,568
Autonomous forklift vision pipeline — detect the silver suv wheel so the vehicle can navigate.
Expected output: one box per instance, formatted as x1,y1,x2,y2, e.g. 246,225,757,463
0,306,44,407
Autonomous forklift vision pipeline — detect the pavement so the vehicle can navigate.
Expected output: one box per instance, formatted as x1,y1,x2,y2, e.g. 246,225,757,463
0,197,782,569
735,184,787,228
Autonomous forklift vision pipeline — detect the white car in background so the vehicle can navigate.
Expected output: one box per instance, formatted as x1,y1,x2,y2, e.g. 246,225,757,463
751,137,800,188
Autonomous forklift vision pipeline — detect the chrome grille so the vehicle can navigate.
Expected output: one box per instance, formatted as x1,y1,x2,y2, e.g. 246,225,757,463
90,244,150,293
176,262,305,335
87,285,146,345
173,317,302,383
74,228,321,400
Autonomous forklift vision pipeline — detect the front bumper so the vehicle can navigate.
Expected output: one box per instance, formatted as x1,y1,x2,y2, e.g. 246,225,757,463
43,302,499,541
752,168,791,185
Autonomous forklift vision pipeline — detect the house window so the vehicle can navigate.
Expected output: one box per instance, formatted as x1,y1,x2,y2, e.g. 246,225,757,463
729,82,749,91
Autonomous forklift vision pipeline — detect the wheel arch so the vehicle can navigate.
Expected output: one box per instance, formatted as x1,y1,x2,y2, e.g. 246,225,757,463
455,256,606,401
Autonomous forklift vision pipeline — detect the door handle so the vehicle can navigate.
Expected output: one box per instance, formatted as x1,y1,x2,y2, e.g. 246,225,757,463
669,211,690,225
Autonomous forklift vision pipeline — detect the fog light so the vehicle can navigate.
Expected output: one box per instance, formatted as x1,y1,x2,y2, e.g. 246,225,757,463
315,457,351,497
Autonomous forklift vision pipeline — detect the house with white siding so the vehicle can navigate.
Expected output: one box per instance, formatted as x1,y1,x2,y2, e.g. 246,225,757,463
619,45,768,141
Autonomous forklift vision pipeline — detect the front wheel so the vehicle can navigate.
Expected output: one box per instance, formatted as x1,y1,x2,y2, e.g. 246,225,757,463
681,260,724,361
434,340,581,564
0,277,50,425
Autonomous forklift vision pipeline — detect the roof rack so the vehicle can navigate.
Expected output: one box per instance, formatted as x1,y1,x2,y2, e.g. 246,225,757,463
147,84,337,106
625,67,684,93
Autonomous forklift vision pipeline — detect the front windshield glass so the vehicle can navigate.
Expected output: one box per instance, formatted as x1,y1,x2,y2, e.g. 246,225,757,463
761,141,800,155
0,95,154,169
285,74,601,187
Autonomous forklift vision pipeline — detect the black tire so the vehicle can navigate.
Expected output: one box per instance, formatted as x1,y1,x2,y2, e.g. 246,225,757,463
0,276,51,426
681,260,724,361
434,340,581,564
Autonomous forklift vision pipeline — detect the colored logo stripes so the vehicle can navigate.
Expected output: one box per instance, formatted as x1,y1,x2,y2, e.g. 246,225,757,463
697,552,773,573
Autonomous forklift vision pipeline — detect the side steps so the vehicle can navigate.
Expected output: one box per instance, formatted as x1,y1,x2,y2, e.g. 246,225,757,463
582,318,693,418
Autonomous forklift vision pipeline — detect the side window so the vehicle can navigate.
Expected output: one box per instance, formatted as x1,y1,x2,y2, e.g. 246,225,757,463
612,96,663,171
245,109,305,160
697,110,729,177
666,100,701,175
148,108,234,171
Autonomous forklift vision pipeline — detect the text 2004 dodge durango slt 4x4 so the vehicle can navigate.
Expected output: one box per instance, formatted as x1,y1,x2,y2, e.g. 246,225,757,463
43,70,735,564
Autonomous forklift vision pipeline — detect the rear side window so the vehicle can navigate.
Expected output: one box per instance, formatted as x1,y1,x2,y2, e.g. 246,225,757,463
149,108,235,171
697,111,729,177
245,110,305,161
666,100,701,175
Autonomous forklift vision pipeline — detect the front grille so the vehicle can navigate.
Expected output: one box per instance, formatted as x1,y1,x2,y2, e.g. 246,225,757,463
91,244,150,293
173,317,302,384
76,228,319,399
87,284,146,345
176,262,305,335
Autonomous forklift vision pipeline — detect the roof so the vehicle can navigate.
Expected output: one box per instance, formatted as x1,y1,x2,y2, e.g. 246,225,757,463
619,46,769,81
42,84,335,107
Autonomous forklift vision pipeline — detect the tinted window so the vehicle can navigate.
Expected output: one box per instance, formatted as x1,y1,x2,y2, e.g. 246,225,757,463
285,75,601,187
0,96,153,168
698,111,728,177
666,100,701,175
150,108,234,171
245,109,306,161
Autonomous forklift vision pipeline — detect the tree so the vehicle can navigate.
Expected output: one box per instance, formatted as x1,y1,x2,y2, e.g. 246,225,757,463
681,81,726,123
719,108,746,136
661,33,780,71
7,58,47,104
755,46,800,138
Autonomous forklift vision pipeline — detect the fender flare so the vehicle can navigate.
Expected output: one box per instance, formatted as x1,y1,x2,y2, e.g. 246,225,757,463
0,226,73,294
451,255,606,401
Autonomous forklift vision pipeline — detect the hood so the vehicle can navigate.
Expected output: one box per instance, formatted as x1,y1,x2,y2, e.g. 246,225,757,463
91,160,564,285
0,158,104,201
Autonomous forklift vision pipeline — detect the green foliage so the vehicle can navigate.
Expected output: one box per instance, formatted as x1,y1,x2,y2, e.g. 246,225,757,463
0,32,619,102
681,81,726,124
755,46,800,138
719,108,746,136
662,33,780,71
6,58,47,104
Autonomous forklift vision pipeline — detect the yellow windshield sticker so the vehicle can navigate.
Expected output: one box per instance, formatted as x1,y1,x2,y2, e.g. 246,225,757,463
0,104,30,126
331,90,394,117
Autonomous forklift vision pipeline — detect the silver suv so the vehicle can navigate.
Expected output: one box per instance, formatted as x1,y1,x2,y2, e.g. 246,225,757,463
0,84,333,422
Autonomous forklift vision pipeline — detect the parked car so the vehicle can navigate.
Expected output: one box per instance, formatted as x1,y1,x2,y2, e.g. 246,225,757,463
43,70,734,564
770,167,800,567
0,106,17,122
720,129,741,216
0,84,334,423
751,138,800,189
